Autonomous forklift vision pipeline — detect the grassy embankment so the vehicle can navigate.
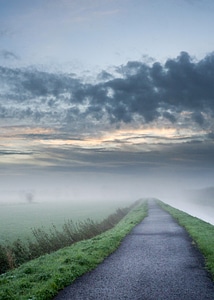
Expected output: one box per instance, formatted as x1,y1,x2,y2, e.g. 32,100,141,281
0,200,148,300
0,200,130,243
158,200,214,280
0,206,132,273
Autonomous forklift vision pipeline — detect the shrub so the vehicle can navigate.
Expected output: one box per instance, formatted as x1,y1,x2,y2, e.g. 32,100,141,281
0,245,9,274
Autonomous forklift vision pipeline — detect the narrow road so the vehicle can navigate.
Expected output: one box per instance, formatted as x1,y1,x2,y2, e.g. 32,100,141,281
53,201,214,300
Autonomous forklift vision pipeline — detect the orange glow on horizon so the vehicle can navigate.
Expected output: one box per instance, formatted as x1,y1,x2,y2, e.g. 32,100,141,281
35,126,204,150
0,124,207,154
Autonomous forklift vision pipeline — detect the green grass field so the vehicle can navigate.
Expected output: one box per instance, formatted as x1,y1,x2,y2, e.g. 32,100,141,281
0,199,132,244
0,200,148,300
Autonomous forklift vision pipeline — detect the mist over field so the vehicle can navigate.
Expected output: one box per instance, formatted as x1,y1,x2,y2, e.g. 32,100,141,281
1,170,214,226
0,171,212,204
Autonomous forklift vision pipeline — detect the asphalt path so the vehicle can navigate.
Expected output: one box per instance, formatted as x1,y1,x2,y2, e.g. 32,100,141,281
53,201,214,299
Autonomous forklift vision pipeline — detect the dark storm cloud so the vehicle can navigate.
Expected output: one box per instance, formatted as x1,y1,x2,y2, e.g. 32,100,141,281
162,111,177,123
103,63,159,123
152,52,214,111
0,51,214,129
191,111,205,126
207,132,214,140
0,50,19,60
0,66,81,99
86,52,214,125
97,70,113,81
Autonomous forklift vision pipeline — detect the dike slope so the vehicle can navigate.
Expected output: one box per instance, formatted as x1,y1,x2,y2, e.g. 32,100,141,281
54,201,214,300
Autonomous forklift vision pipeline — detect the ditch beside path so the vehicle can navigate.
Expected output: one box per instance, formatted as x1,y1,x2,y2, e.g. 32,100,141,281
53,200,214,300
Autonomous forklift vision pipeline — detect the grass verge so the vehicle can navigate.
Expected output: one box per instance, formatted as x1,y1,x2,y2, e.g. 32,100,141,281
158,200,214,281
0,200,148,300
0,206,131,273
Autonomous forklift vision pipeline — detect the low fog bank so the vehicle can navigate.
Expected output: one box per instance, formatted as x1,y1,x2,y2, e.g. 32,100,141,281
0,171,175,205
0,172,150,206
163,199,214,226
1,171,214,225
160,187,214,226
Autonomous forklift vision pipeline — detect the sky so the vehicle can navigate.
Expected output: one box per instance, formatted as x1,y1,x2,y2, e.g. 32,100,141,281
0,0,214,204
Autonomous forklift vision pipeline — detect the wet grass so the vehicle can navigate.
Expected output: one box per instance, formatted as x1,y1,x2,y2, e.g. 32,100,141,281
158,200,214,281
0,200,129,243
0,206,131,273
0,200,148,300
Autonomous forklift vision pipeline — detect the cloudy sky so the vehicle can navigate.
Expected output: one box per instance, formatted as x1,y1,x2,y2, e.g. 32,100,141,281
1,0,214,202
